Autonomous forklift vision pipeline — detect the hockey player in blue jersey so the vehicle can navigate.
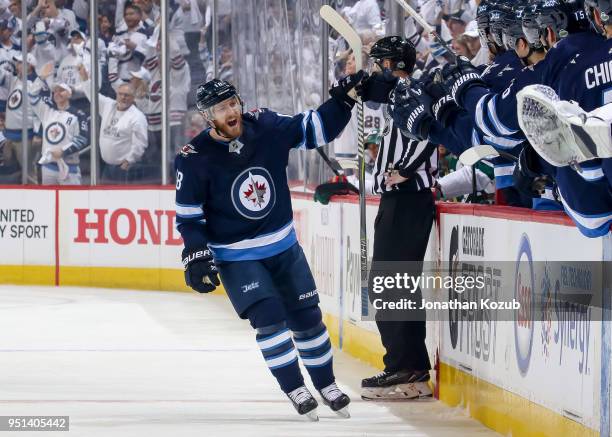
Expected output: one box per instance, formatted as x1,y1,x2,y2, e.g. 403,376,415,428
175,75,366,420
554,0,612,186
391,0,536,207
397,0,612,237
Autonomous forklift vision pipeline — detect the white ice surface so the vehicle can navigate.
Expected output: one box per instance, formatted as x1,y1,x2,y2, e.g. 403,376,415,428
0,286,499,437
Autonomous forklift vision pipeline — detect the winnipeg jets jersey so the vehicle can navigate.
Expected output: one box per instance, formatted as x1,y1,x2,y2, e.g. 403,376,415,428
554,33,612,236
175,97,352,261
30,94,89,166
558,34,612,110
138,41,190,131
0,71,37,139
108,26,147,82
0,42,18,104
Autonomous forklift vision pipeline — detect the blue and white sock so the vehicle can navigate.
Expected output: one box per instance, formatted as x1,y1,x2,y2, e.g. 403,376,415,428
256,323,304,393
293,322,335,390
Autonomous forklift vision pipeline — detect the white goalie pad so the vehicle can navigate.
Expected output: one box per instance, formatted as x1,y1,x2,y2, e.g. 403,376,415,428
517,84,612,168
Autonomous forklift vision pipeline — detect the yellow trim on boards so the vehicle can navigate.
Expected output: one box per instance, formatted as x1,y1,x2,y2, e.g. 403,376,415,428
0,265,55,285
0,264,599,437
438,362,597,437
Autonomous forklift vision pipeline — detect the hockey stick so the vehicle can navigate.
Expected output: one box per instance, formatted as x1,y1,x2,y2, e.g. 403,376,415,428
392,0,457,62
320,5,369,317
458,144,517,166
459,145,517,202
316,147,343,176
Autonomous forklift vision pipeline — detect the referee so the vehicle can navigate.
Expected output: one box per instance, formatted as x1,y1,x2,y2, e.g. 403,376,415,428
360,36,438,401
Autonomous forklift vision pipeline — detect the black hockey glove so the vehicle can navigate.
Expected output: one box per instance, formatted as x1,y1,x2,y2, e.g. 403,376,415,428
356,70,398,104
330,70,368,108
182,247,220,293
390,81,433,142
512,146,551,198
421,72,461,128
441,56,486,108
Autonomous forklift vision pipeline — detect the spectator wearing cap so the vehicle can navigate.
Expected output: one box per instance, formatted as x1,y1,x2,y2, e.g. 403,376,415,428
1,52,38,182
0,17,18,115
78,65,147,184
32,62,89,185
463,20,489,67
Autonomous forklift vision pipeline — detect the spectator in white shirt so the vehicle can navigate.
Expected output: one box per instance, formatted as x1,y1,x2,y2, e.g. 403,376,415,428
78,65,148,184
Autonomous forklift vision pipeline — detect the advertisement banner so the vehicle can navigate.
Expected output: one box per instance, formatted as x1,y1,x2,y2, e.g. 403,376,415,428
439,212,603,428
0,189,55,267
58,189,183,270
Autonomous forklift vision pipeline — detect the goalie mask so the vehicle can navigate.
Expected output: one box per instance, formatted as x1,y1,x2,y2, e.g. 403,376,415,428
584,0,611,35
369,36,416,74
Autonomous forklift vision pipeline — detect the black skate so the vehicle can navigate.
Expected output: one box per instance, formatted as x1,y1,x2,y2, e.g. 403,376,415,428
318,382,351,418
287,385,319,421
361,370,432,401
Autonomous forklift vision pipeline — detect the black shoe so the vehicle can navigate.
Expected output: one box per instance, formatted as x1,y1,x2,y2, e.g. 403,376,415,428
318,382,351,418
361,370,432,401
286,385,319,421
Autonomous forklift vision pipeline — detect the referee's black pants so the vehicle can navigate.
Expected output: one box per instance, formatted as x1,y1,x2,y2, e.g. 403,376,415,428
370,189,435,373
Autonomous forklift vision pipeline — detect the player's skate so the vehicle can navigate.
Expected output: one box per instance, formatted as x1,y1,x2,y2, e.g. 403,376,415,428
287,385,319,421
318,382,351,418
361,370,432,401
517,85,612,168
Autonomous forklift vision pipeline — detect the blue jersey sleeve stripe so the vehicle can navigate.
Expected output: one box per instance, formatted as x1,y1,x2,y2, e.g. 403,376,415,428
471,128,481,147
488,95,518,136
294,111,310,150
311,110,328,146
176,212,205,219
483,135,524,150
475,94,498,138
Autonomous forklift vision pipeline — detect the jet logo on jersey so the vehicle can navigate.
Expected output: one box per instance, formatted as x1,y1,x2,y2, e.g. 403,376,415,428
8,89,21,110
45,122,66,145
231,167,276,220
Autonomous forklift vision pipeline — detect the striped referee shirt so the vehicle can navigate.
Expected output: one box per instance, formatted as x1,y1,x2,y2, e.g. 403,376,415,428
371,113,439,195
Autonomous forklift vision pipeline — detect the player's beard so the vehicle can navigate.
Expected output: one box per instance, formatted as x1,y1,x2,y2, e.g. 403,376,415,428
213,116,243,140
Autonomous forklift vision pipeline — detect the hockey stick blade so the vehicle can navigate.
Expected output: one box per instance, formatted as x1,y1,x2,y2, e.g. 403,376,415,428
459,145,500,166
320,5,363,70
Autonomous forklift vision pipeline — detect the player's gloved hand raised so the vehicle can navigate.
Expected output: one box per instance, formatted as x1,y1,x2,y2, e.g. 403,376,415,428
330,70,368,107
389,81,433,141
356,69,398,104
421,71,460,128
512,146,551,198
182,248,220,293
441,56,486,107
